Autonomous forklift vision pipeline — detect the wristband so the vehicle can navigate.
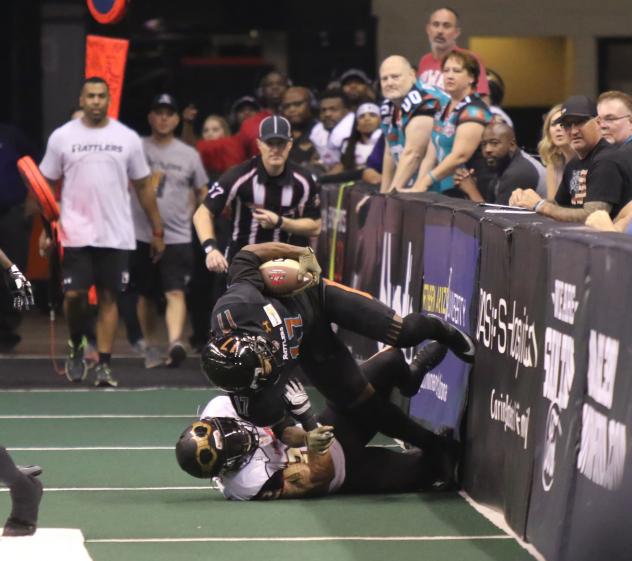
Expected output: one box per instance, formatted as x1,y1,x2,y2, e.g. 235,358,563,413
152,228,164,238
202,239,217,254
275,214,284,228
428,171,438,184
533,199,546,213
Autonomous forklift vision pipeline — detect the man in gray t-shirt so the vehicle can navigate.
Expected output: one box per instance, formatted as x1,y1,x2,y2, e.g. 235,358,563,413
131,93,208,368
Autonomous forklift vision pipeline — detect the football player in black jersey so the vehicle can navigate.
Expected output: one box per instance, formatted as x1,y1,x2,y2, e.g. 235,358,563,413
179,346,456,499
201,241,474,455
0,248,43,536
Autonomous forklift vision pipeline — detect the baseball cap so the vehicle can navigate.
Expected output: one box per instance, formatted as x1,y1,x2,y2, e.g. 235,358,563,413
231,95,261,114
553,95,597,125
259,115,292,142
339,68,372,85
151,93,178,112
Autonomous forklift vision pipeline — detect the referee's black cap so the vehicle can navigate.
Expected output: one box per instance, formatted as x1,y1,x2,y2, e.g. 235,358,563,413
553,95,597,125
259,116,292,141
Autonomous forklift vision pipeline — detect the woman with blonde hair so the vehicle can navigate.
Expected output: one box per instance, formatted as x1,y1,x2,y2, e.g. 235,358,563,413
538,104,574,199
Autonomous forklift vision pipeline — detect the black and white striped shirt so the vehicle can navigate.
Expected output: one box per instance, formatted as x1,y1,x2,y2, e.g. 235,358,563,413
203,156,321,260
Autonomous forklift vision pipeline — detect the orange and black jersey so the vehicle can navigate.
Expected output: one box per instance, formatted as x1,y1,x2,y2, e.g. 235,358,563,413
211,249,400,429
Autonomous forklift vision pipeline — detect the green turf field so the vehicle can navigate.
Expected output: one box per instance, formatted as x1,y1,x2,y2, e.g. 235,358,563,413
0,389,536,561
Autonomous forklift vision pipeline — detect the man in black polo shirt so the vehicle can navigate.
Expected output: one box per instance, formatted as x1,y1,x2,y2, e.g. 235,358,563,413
510,95,632,222
193,116,321,273
456,121,544,203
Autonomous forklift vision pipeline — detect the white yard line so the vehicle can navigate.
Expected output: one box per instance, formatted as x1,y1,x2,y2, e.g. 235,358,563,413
459,491,545,561
87,535,513,544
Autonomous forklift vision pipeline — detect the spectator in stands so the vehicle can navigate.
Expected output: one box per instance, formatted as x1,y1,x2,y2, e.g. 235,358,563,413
455,122,545,204
180,108,240,353
339,68,376,110
486,69,513,126
229,95,261,131
201,115,230,141
237,71,291,158
0,123,37,352
361,134,386,184
510,95,632,222
280,86,320,167
193,116,321,273
310,89,355,171
39,77,164,387
131,94,208,369
538,104,574,199
413,51,491,198
417,7,490,99
597,91,632,146
379,55,449,193
340,102,383,171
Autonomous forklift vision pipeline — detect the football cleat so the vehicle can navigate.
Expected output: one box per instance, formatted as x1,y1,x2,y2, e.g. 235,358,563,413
65,337,88,382
401,341,448,397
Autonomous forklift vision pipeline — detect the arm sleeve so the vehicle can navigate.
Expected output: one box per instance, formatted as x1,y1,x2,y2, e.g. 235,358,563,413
456,103,492,127
39,131,63,181
410,91,445,119
227,250,266,289
554,168,572,206
191,150,210,187
301,173,321,220
202,176,231,216
127,133,151,180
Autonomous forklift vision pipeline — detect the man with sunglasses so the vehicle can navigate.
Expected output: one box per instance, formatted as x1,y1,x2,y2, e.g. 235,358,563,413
510,95,632,222
193,116,321,275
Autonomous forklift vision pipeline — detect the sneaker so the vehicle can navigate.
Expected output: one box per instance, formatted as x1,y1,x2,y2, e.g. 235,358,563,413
144,346,163,369
166,341,187,368
65,337,88,382
130,339,147,356
84,341,98,368
94,363,118,387
17,465,43,478
3,473,43,537
427,314,476,364
400,341,448,397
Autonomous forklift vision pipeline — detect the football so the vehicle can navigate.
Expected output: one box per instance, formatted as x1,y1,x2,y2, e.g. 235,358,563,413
259,259,313,296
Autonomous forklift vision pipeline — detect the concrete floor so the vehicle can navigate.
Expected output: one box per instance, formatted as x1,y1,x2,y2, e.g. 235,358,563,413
1,309,186,359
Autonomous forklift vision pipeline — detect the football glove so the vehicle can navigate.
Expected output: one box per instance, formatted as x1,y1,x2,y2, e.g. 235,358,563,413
305,425,335,455
5,265,34,312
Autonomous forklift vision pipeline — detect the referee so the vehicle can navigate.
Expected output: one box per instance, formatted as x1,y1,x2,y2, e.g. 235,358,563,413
193,116,321,273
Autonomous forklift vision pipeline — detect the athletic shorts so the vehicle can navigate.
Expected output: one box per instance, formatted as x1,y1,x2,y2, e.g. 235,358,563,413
62,247,130,293
130,242,193,297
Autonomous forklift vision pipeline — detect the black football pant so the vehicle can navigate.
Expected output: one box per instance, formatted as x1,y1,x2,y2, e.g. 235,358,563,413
318,348,436,494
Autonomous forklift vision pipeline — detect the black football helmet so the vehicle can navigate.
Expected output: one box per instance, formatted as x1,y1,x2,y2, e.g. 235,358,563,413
175,417,260,479
201,330,283,392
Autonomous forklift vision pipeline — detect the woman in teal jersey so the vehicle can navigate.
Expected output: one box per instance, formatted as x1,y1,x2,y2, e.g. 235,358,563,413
413,50,491,199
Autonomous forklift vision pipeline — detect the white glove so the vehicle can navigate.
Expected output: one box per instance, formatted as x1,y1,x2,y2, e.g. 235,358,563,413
284,379,311,417
6,265,34,311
